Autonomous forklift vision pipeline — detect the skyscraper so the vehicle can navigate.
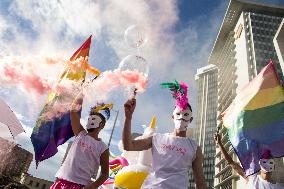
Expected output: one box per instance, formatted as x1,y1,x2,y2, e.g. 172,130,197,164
188,64,218,189
273,18,284,185
274,18,284,74
0,138,33,182
208,0,284,188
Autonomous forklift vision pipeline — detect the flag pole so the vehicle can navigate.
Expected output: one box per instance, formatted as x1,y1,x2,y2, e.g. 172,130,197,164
108,110,119,147
7,125,15,140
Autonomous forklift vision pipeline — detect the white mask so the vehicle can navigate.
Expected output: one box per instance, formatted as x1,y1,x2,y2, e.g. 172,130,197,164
86,115,102,129
173,107,192,131
259,159,275,172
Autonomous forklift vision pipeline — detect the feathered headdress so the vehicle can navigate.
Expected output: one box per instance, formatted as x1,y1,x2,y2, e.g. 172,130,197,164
161,80,189,111
90,103,113,120
260,149,273,159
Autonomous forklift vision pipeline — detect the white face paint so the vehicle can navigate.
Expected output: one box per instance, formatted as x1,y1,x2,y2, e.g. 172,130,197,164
259,159,275,172
86,115,102,130
172,107,192,131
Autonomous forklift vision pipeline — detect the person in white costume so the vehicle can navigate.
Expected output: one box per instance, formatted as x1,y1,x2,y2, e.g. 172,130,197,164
51,95,111,189
122,81,207,189
113,118,157,189
214,133,284,189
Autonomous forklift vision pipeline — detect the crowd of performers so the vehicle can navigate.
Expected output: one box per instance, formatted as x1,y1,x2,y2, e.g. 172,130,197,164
50,80,284,189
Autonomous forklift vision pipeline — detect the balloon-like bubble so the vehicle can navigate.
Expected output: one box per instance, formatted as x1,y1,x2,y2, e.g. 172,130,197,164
124,25,148,49
118,55,149,77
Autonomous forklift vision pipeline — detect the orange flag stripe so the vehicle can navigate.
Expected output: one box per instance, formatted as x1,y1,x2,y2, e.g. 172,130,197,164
70,35,92,61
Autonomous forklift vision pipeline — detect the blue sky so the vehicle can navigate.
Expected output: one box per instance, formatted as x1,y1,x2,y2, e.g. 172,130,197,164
0,0,283,182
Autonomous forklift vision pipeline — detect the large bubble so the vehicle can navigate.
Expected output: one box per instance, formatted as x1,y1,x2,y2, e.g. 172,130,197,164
124,25,148,49
118,55,149,77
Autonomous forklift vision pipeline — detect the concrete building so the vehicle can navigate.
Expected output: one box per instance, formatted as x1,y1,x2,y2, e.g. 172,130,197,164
188,65,218,189
273,18,284,185
208,0,284,188
21,174,53,189
274,19,284,75
0,137,33,182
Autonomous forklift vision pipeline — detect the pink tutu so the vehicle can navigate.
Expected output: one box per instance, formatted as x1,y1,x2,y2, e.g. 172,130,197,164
50,178,84,189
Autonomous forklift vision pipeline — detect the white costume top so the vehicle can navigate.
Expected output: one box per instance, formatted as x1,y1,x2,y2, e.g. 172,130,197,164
248,175,284,189
56,130,108,185
142,133,198,189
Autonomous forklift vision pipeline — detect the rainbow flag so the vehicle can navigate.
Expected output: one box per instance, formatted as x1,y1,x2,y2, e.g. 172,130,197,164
31,36,96,166
222,60,284,176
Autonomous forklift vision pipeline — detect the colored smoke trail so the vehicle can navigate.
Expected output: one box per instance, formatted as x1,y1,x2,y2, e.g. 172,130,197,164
3,64,52,95
0,55,148,121
0,56,66,95
40,69,148,121
85,69,148,101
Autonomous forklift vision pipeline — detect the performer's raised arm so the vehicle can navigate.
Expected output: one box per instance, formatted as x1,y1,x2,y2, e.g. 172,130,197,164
214,133,248,182
70,93,84,136
122,98,152,151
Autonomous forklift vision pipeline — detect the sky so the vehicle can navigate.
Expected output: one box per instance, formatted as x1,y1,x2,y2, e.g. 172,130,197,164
0,0,283,182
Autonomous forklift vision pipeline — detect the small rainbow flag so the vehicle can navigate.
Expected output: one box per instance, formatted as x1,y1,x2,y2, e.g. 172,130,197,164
222,60,284,175
31,36,97,166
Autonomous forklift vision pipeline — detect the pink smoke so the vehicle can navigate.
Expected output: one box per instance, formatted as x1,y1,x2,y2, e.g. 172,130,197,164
40,69,148,121
0,56,91,96
1,56,149,121
3,64,52,95
44,57,65,65
0,56,69,96
86,69,148,99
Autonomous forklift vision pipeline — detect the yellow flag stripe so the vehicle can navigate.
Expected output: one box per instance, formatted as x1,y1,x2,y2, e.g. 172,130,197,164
244,85,284,110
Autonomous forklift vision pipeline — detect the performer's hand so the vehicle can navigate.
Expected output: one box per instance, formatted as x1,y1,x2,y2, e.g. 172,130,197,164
124,98,136,119
214,133,222,145
70,92,84,112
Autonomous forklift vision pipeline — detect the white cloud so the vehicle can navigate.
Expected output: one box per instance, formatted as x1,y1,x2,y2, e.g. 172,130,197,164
0,16,8,38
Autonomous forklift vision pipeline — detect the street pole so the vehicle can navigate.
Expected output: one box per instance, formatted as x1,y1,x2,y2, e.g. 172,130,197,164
108,110,119,147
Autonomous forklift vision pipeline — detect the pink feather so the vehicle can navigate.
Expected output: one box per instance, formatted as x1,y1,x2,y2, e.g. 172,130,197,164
176,82,189,111
260,149,272,159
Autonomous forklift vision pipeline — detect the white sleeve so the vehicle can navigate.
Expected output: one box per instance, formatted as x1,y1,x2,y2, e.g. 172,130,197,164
100,142,108,155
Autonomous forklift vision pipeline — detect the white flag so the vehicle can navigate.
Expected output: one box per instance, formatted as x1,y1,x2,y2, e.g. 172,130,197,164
0,98,25,138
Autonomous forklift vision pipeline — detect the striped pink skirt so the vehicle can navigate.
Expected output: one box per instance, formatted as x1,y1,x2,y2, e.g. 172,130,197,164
50,178,84,189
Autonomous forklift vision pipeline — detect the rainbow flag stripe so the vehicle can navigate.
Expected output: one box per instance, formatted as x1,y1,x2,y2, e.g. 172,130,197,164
222,60,284,176
31,36,92,166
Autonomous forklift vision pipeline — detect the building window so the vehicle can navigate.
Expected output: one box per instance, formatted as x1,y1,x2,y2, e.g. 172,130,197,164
235,23,243,39
42,184,46,189
36,182,40,187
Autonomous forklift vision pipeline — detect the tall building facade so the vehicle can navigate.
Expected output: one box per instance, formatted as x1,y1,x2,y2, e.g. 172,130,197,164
0,137,33,182
188,64,218,189
274,18,284,74
273,18,284,185
208,0,284,188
